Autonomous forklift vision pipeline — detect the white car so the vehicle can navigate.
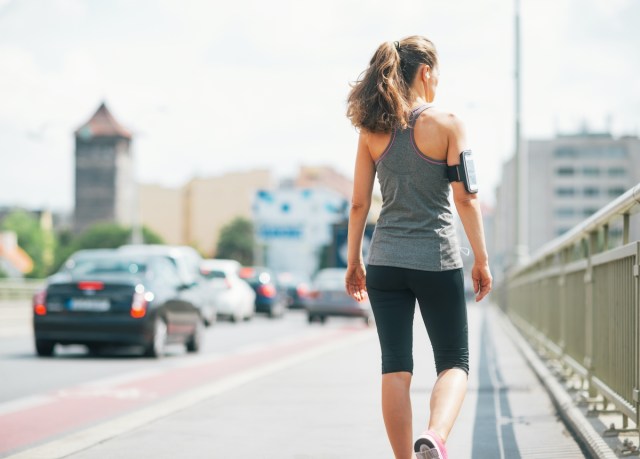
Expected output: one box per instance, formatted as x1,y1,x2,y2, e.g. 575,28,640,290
200,259,256,322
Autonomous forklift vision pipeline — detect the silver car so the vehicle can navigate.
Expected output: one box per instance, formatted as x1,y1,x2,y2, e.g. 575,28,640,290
305,268,372,325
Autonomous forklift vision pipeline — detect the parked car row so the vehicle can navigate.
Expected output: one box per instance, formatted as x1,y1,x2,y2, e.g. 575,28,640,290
32,245,372,358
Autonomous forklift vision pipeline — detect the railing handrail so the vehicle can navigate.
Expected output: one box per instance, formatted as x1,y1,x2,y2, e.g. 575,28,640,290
511,182,640,277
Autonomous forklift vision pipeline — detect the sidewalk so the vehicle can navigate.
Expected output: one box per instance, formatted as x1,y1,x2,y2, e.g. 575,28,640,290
13,305,586,459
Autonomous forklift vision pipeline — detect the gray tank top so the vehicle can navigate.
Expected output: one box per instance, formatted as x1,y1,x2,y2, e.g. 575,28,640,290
367,104,463,271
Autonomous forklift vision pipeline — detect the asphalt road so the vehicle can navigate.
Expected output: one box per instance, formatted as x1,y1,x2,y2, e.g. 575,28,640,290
0,304,354,404
0,302,587,459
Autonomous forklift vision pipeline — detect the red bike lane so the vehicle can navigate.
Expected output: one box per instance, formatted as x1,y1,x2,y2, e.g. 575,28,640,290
0,325,366,456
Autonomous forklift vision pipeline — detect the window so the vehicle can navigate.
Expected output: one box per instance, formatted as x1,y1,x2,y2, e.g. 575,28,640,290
555,208,576,217
608,167,626,177
583,208,598,217
556,228,570,236
556,187,575,197
608,187,626,197
582,167,600,176
556,167,575,176
554,147,576,158
584,187,600,197
604,147,627,159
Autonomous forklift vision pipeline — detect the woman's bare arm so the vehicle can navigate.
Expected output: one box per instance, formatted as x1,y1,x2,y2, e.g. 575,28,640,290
345,132,376,301
446,115,492,301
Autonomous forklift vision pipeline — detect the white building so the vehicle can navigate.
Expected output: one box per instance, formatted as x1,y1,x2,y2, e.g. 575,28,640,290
494,131,640,273
252,187,349,278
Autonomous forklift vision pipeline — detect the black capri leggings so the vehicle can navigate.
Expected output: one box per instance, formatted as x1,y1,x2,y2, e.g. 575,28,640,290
366,264,469,375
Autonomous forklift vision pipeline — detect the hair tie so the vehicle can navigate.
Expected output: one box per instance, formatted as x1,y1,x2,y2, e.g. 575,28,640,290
393,41,400,51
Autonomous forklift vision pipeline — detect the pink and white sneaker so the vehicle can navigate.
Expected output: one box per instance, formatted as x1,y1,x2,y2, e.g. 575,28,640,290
414,430,448,459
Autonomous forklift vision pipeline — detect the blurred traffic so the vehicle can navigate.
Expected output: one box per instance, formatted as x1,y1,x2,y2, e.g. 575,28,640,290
27,245,370,359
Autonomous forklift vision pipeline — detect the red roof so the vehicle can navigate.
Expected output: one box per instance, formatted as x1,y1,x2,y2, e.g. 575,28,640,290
75,102,132,140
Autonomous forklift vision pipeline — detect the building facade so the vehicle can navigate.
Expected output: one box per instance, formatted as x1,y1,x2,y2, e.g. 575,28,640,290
252,186,349,278
139,169,274,255
74,103,135,233
494,131,640,273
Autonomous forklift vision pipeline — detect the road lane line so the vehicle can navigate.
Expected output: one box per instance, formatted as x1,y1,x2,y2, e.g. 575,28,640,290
1,326,375,459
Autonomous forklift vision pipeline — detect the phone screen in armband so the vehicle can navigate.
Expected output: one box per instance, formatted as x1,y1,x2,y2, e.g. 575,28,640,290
462,151,478,193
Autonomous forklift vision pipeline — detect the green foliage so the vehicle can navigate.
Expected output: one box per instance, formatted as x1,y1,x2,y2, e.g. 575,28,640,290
215,217,255,265
0,266,8,279
142,226,164,245
76,223,131,249
1,210,53,278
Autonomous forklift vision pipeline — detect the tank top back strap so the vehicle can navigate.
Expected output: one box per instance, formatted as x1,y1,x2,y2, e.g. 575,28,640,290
409,104,432,127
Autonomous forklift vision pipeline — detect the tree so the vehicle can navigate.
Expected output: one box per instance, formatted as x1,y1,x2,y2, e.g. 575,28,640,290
1,210,53,278
215,217,255,265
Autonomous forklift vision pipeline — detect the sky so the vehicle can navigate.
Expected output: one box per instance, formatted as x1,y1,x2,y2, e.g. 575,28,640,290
0,0,638,212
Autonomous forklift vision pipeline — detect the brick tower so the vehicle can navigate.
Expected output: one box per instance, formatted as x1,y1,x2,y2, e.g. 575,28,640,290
74,102,135,233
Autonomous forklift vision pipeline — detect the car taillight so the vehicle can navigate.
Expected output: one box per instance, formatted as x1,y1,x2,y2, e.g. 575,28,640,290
239,267,254,279
296,283,309,298
131,286,154,319
33,290,47,316
308,290,320,299
257,284,277,298
78,281,104,291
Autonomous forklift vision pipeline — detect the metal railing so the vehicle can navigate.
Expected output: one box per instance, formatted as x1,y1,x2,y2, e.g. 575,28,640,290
504,182,640,432
0,279,44,300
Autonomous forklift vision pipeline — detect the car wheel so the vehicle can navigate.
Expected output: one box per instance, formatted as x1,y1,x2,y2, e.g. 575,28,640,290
186,318,204,353
363,315,373,327
144,317,167,358
319,315,327,324
35,339,55,357
307,314,316,323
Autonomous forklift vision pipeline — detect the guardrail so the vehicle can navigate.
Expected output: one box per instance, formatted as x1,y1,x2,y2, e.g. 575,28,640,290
503,182,640,433
0,279,45,301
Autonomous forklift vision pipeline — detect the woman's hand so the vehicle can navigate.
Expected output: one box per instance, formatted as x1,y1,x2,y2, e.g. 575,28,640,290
345,262,367,302
472,261,492,302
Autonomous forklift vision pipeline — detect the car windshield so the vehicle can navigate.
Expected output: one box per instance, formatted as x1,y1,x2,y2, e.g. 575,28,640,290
67,256,147,276
314,269,347,290
201,269,226,279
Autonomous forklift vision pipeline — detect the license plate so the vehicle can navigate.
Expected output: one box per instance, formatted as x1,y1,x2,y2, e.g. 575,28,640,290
69,298,110,311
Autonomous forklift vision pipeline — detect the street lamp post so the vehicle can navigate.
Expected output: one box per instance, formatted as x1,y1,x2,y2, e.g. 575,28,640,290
514,0,529,266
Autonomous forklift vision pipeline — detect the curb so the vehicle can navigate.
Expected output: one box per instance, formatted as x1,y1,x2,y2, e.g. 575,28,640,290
495,308,619,459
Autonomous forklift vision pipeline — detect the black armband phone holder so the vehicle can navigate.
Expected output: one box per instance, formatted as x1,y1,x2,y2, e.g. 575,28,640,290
446,150,478,194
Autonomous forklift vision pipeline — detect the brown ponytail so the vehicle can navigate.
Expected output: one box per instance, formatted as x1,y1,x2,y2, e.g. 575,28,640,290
346,36,439,133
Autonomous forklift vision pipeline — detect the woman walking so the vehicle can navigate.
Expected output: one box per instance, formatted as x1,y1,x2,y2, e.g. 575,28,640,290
345,36,492,459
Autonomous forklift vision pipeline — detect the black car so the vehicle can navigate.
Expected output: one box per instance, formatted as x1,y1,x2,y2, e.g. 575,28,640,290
238,266,287,318
33,251,204,358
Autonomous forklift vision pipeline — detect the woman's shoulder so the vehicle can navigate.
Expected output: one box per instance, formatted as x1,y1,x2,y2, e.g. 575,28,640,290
416,107,465,131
